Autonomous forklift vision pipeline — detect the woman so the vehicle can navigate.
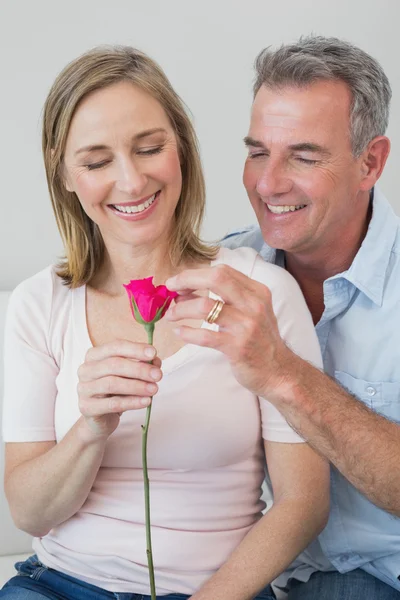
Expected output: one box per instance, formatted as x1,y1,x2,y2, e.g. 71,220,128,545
1,46,329,600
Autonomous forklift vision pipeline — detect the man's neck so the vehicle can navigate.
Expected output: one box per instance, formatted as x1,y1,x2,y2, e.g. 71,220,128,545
284,200,372,323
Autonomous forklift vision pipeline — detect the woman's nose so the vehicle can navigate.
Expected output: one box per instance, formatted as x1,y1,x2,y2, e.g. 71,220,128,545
115,159,148,196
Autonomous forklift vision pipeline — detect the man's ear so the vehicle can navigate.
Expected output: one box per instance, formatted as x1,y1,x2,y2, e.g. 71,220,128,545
359,136,390,191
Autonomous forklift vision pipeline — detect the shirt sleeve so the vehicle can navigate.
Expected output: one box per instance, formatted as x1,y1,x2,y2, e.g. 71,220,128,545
2,270,59,442
251,254,324,444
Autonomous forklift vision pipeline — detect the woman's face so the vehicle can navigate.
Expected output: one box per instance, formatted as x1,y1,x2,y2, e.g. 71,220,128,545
63,81,182,251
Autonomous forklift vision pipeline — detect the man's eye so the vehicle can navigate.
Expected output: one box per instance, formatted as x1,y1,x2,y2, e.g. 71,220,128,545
248,152,267,159
297,157,318,165
137,146,163,156
85,161,109,171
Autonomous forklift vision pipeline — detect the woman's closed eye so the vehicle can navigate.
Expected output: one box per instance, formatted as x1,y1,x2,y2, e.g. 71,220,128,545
136,145,164,156
85,160,111,171
83,145,164,170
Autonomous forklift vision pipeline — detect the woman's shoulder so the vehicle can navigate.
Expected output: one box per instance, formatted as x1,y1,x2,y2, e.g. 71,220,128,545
213,246,259,277
215,246,300,292
11,265,70,305
8,265,74,330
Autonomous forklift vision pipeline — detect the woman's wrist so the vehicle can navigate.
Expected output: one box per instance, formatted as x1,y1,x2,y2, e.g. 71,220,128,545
75,415,111,448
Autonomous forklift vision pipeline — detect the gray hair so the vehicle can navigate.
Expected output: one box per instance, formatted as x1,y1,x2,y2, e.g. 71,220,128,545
253,36,391,156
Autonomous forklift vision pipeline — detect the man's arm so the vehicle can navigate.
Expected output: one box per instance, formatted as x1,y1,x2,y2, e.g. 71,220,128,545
271,355,400,516
166,262,400,516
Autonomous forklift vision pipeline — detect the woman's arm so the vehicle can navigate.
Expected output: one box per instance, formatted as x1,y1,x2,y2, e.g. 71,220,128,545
5,340,162,537
5,424,106,537
191,441,329,600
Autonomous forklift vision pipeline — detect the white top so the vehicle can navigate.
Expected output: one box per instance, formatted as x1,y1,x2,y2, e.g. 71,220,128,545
2,247,322,595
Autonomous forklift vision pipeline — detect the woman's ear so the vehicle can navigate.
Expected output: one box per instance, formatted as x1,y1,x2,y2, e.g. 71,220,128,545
51,148,73,192
64,178,73,193
359,136,390,191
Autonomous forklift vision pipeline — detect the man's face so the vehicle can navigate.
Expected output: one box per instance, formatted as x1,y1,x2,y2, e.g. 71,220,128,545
243,80,367,256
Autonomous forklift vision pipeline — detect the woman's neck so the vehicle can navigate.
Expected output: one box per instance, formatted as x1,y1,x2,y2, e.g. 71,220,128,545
90,240,181,296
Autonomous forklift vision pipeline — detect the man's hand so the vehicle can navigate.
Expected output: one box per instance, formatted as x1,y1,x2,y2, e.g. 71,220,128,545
166,264,293,398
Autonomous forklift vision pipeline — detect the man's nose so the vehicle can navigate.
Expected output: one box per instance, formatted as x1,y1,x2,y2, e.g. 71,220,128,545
115,159,148,196
256,161,293,197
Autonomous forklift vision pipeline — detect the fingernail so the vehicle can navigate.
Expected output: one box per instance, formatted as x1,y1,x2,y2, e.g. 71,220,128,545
141,397,151,406
150,368,160,380
147,383,157,393
144,347,156,358
166,276,176,287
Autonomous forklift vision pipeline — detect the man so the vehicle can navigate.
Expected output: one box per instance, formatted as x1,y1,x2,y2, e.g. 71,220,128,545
166,36,400,598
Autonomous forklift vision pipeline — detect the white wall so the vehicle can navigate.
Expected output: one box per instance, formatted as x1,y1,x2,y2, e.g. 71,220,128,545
1,0,398,290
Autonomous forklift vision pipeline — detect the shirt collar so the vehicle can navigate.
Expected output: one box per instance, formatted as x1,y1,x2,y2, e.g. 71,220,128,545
259,187,398,307
339,187,398,306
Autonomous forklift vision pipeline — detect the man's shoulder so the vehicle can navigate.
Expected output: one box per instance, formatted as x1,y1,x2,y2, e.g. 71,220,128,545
221,225,278,264
221,225,265,251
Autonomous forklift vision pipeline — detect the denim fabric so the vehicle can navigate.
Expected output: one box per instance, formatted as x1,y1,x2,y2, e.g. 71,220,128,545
286,569,400,599
0,555,275,600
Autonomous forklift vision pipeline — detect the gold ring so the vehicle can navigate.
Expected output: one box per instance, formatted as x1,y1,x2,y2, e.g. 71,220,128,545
206,299,224,324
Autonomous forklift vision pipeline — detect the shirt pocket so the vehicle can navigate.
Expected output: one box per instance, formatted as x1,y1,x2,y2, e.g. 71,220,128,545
335,371,400,423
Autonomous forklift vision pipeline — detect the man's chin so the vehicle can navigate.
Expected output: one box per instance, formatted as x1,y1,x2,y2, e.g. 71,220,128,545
259,229,294,252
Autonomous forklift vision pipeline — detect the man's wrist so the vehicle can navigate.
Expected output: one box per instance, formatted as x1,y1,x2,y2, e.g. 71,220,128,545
261,348,312,408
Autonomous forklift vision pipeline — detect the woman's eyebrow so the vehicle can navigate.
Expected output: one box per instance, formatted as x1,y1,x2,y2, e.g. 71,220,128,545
75,128,168,156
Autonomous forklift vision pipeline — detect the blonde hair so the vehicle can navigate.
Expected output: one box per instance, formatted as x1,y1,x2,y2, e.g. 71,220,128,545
42,45,217,287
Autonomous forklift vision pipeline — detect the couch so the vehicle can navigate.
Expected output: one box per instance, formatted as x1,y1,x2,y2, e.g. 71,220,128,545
0,291,32,586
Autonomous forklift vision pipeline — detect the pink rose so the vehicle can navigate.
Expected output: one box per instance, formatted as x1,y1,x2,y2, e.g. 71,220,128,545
124,277,178,325
123,276,178,598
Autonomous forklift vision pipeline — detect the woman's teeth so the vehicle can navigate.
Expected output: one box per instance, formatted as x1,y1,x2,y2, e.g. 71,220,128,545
113,193,156,214
267,204,306,214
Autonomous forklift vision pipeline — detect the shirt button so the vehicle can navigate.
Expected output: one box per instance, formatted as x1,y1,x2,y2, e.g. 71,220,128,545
366,386,376,396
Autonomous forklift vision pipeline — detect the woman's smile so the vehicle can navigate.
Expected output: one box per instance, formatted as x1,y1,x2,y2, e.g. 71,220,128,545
108,190,160,221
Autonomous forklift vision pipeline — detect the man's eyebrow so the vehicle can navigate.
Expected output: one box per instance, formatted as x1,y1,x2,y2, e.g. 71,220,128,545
75,128,168,156
288,142,331,155
243,136,265,148
243,138,331,156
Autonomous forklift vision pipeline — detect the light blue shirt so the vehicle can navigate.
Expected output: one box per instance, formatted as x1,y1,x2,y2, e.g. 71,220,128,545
222,187,400,591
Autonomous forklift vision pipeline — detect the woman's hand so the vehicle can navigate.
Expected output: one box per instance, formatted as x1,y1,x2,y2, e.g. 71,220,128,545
77,339,162,441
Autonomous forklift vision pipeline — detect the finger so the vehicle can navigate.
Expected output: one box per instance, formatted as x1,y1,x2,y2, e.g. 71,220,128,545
85,339,157,363
78,356,163,383
166,265,255,308
166,295,237,328
173,293,200,303
151,356,162,368
80,394,152,417
172,325,228,350
78,376,158,399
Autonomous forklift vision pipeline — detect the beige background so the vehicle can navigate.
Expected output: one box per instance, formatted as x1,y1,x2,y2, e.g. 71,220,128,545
0,0,398,289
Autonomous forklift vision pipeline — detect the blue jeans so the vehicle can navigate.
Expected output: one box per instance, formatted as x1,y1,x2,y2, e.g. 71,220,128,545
286,569,400,599
0,555,275,599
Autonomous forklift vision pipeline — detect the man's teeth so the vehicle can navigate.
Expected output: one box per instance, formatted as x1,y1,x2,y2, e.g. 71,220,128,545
267,204,306,214
113,194,156,214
